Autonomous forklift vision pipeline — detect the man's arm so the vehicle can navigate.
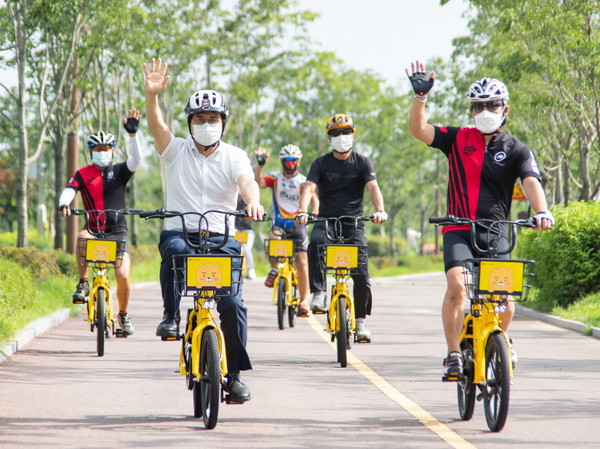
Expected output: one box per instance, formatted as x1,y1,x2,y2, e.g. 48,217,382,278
406,60,436,145
143,58,171,154
296,180,317,226
237,173,265,221
253,147,268,188
57,187,77,216
522,177,554,231
124,108,143,172
366,180,387,224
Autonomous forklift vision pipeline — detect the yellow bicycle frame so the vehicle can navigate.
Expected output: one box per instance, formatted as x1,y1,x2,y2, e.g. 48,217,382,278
326,268,356,335
271,257,300,308
87,264,114,326
459,299,513,384
179,292,229,381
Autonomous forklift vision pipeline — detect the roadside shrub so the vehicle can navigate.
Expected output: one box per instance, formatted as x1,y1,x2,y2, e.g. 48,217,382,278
366,234,408,257
0,246,63,280
518,202,600,308
0,259,37,342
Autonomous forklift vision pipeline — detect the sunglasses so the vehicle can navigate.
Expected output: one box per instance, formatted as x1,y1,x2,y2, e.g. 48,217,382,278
470,101,505,113
328,128,353,137
91,145,113,152
282,157,299,163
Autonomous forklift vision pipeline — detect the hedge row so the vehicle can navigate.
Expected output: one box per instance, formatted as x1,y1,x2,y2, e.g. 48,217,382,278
519,201,600,308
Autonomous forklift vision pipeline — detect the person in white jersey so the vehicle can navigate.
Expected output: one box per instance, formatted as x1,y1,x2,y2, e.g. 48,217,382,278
254,145,318,317
144,58,264,404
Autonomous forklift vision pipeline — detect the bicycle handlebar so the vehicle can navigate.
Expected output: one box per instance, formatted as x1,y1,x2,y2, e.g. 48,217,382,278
305,214,373,244
141,209,263,252
428,215,536,257
68,208,144,237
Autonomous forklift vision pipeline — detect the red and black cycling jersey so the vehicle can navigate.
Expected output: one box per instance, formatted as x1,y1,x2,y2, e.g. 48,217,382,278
67,162,133,232
430,126,541,234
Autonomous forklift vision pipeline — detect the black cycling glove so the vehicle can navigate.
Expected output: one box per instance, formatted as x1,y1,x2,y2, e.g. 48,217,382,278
256,153,267,166
123,117,139,134
408,72,434,96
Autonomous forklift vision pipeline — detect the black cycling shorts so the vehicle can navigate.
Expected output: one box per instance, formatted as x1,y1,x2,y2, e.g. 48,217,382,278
443,229,508,272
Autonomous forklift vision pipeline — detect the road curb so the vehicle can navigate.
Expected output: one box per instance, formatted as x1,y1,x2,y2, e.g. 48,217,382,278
0,281,160,363
516,304,600,340
1,308,71,363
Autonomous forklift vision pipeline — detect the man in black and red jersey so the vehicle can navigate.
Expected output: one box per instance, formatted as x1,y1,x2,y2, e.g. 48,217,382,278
58,109,143,336
406,60,555,378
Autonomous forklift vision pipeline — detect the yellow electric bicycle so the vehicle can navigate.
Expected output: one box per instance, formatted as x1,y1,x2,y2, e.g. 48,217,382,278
141,208,249,429
264,227,301,330
308,215,372,368
71,208,142,357
430,215,535,432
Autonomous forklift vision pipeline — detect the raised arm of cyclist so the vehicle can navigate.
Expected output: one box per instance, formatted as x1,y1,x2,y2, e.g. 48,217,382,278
144,58,171,153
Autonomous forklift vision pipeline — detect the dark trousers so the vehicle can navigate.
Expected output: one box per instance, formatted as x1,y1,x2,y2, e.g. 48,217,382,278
158,230,252,373
307,222,372,318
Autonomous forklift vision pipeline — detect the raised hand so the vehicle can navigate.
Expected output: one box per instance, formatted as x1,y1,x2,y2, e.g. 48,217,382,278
123,108,141,134
143,58,170,95
405,60,435,96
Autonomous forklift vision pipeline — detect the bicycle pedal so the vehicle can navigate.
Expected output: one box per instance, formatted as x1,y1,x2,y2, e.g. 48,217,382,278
160,335,180,342
115,329,128,338
355,338,371,344
224,394,247,405
72,298,87,304
311,309,327,315
442,374,462,382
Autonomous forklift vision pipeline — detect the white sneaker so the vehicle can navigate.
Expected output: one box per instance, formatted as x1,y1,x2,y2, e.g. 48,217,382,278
355,318,371,343
246,268,256,280
310,292,327,313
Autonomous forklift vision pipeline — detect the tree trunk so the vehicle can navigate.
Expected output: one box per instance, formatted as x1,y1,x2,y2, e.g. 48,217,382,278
53,132,65,250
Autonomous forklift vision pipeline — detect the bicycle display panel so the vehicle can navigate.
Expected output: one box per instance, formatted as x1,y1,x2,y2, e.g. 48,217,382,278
324,245,359,269
268,239,294,258
84,239,119,263
186,255,233,291
478,260,525,296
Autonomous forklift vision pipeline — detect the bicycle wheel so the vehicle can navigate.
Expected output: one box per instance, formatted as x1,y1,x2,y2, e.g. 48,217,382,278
336,296,348,368
483,333,511,431
96,288,105,357
276,278,286,330
288,285,297,328
194,328,221,429
457,341,476,421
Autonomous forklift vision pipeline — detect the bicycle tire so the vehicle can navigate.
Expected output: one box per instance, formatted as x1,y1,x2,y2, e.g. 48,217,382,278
194,329,220,429
483,333,511,431
276,278,286,330
96,288,105,357
457,341,476,420
336,296,348,368
288,284,297,328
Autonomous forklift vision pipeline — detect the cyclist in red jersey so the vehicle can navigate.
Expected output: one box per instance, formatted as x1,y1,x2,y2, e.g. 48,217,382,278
406,60,554,377
58,108,143,336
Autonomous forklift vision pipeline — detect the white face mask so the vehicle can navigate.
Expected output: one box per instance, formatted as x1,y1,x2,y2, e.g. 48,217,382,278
192,123,222,147
473,109,505,134
331,135,353,153
92,151,113,167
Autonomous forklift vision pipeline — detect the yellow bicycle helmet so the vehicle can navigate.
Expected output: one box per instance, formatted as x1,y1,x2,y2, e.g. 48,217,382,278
325,114,355,132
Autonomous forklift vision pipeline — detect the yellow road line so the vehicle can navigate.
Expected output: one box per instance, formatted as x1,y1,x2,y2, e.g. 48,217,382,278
306,314,477,449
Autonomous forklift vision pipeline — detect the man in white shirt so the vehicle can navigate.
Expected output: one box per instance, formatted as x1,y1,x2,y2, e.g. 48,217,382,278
144,58,264,403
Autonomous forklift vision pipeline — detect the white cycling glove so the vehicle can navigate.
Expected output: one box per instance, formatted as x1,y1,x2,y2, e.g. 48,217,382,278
373,211,388,222
534,210,555,226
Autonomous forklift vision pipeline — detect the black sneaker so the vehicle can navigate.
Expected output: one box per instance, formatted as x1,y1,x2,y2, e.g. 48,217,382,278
156,310,180,338
443,351,463,378
224,372,251,403
118,313,134,336
72,280,89,304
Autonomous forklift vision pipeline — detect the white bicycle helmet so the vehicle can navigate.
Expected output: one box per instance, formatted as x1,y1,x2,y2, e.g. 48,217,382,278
185,89,229,120
278,144,302,159
87,131,116,149
466,78,509,103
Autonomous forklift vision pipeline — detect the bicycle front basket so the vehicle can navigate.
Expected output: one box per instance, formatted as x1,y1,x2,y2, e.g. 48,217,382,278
173,254,243,298
318,244,364,273
79,238,125,267
468,258,535,302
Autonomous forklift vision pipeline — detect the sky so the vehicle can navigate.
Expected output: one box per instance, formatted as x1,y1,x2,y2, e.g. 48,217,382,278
0,0,470,88
299,0,471,87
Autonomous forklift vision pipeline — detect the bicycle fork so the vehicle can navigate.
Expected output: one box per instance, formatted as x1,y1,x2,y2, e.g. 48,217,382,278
87,272,113,331
326,282,356,335
460,303,514,385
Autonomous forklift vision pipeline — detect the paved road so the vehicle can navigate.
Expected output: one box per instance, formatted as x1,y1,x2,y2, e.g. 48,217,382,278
1,273,599,449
